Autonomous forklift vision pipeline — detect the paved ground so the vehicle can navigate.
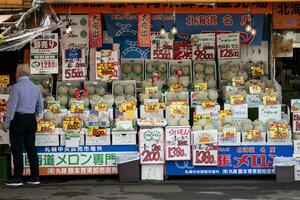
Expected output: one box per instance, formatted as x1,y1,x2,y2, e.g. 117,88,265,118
0,176,300,200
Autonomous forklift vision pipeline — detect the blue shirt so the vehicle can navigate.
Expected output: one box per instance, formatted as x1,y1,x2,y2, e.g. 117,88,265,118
4,76,44,128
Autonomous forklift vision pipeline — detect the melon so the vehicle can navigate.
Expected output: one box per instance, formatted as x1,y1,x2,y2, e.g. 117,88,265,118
244,61,255,72
133,64,143,74
158,63,167,73
196,91,208,101
178,118,189,126
87,85,96,95
197,119,206,127
91,95,102,104
226,71,237,81
146,63,155,73
56,95,68,107
41,78,51,88
113,85,124,96
83,98,90,108
183,66,190,76
139,93,150,104
44,111,55,121
151,91,163,102
253,120,263,127
115,96,126,106
208,90,218,101
122,63,132,74
194,63,205,73
231,65,240,73
222,115,232,125
103,94,114,107
167,76,178,87
266,118,277,129
192,124,203,131
152,71,161,78
142,81,152,90
207,78,216,89
195,73,205,80
95,87,105,96
257,80,266,90
220,63,230,73
153,80,164,90
254,124,264,132
221,72,227,80
170,65,178,74
179,76,189,88
45,96,55,103
177,91,188,101
237,71,248,81
124,85,135,96
166,92,177,102
203,124,215,130
133,76,142,82
278,119,288,125
167,118,178,126
68,87,76,97
204,65,215,76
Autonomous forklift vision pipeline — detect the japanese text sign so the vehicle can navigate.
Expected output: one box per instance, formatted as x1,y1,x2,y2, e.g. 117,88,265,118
30,34,59,54
47,101,61,114
95,51,119,81
89,14,103,48
273,3,300,29
151,33,173,60
165,126,191,161
0,75,9,88
62,48,86,81
217,33,240,60
70,101,85,114
191,33,215,61
62,117,83,132
37,120,56,133
87,122,107,137
173,41,192,60
138,13,151,47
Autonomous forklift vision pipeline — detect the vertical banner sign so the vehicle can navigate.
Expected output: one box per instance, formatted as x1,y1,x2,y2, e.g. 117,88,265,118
151,34,173,59
173,41,192,60
192,130,218,166
30,33,59,74
139,128,164,164
165,126,191,161
217,33,240,60
62,48,86,81
191,33,216,61
293,113,300,134
138,13,151,48
89,14,102,48
273,3,300,29
95,51,119,81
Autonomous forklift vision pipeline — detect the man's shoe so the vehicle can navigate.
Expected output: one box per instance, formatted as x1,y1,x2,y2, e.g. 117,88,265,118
26,177,40,185
5,178,23,186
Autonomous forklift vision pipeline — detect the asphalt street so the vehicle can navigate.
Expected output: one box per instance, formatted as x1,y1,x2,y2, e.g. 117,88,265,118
1,176,300,200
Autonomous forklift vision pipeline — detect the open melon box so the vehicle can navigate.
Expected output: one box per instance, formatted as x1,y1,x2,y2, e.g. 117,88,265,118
218,59,242,89
168,60,192,82
120,58,144,88
192,60,217,86
144,59,169,84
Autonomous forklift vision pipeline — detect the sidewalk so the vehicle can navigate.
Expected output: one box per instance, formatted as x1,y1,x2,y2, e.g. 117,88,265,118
1,176,300,200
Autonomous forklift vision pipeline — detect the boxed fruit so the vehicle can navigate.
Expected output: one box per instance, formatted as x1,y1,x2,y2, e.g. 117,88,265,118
193,60,217,89
145,60,168,83
121,59,144,82
168,60,192,81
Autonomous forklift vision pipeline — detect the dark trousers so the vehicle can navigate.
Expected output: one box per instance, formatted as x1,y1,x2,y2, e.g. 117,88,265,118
9,113,39,179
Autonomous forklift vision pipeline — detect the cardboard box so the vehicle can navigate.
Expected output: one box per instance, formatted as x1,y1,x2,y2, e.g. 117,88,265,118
141,164,164,181
112,130,137,145
35,133,60,147
294,140,300,154
85,128,111,145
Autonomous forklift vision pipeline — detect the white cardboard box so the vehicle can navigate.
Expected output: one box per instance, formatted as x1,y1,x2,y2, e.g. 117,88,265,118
36,133,60,147
141,164,164,181
85,128,111,145
241,131,266,146
294,140,300,154
218,131,241,146
267,130,292,145
112,130,137,145
293,154,300,181
60,133,85,146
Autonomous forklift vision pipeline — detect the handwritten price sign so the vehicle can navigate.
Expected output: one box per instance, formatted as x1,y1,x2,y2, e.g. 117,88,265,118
151,34,173,60
37,120,56,133
191,33,215,61
263,96,276,105
170,83,184,92
62,48,86,81
95,51,119,81
193,143,218,166
249,85,262,94
194,83,207,91
70,101,84,114
145,86,158,94
165,126,191,161
47,101,61,114
270,124,289,139
230,94,244,105
139,128,164,164
251,66,264,77
118,100,136,113
62,117,83,132
144,102,160,114
95,103,108,112
232,77,244,87
217,33,240,60
87,122,107,137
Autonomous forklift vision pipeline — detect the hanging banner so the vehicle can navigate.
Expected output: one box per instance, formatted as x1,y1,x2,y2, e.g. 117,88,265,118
95,50,119,81
217,33,240,60
30,33,59,74
273,3,300,29
139,128,164,164
62,48,86,81
191,33,215,61
151,33,173,60
173,41,192,60
138,13,151,48
165,126,191,161
89,14,103,48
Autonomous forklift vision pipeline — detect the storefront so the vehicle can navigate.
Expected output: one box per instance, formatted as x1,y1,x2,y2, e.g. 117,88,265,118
0,1,299,180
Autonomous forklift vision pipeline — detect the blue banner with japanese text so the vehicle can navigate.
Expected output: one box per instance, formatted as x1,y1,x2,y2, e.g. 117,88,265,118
166,145,293,176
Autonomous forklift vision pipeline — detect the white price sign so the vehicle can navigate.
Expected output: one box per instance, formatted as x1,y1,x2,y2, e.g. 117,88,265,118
62,48,86,81
139,128,164,164
217,33,240,60
293,113,300,133
151,34,173,60
30,54,59,74
191,33,215,61
30,34,59,54
192,143,218,166
224,103,248,119
165,126,191,161
258,104,281,124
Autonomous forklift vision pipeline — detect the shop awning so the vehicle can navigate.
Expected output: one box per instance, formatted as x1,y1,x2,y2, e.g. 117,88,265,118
40,0,299,2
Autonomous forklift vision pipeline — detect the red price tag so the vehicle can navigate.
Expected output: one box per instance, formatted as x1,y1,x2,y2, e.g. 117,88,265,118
153,49,171,59
167,147,185,158
64,68,85,80
141,144,161,162
194,49,214,60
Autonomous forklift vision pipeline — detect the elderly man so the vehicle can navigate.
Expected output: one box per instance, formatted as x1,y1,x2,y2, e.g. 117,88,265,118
3,64,43,186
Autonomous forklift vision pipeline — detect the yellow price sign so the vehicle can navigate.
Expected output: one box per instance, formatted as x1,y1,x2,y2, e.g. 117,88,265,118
194,83,207,91
0,75,9,88
47,101,61,114
158,103,166,110
87,123,107,137
270,124,289,139
37,120,56,133
222,127,236,139
62,117,83,131
251,66,264,77
201,101,215,108
170,83,183,92
265,87,275,93
263,96,276,105
218,110,232,121
118,100,136,113
249,85,262,94
245,130,262,141
95,103,108,112
193,113,212,125
145,86,158,94
97,63,117,81
70,101,84,114
232,77,244,87
230,94,244,105
144,102,160,114
170,103,187,115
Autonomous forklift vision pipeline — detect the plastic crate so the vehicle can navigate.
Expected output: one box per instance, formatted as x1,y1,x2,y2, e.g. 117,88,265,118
0,155,9,180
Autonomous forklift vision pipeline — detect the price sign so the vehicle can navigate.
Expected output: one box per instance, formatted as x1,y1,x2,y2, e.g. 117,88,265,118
145,86,158,94
193,143,218,166
263,96,276,105
62,117,83,132
217,33,240,60
170,83,183,92
232,77,244,87
87,122,107,137
265,87,275,93
222,127,237,139
230,94,244,105
270,124,289,139
259,104,281,123
62,48,86,81
251,66,264,77
118,100,136,113
249,85,262,94
95,102,108,112
37,120,56,133
95,51,119,81
293,112,300,133
193,113,213,124
191,33,215,61
194,83,207,91
0,75,9,88
218,110,232,121
245,130,262,141
291,99,300,113
30,33,59,54
173,41,192,60
47,101,61,114
151,34,173,59
70,101,84,114
30,54,59,74
139,128,164,164
201,101,215,108
165,126,191,161
224,103,248,119
144,102,160,114
170,102,187,116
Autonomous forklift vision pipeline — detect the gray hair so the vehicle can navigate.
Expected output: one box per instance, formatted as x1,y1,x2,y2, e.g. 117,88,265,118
16,64,30,77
